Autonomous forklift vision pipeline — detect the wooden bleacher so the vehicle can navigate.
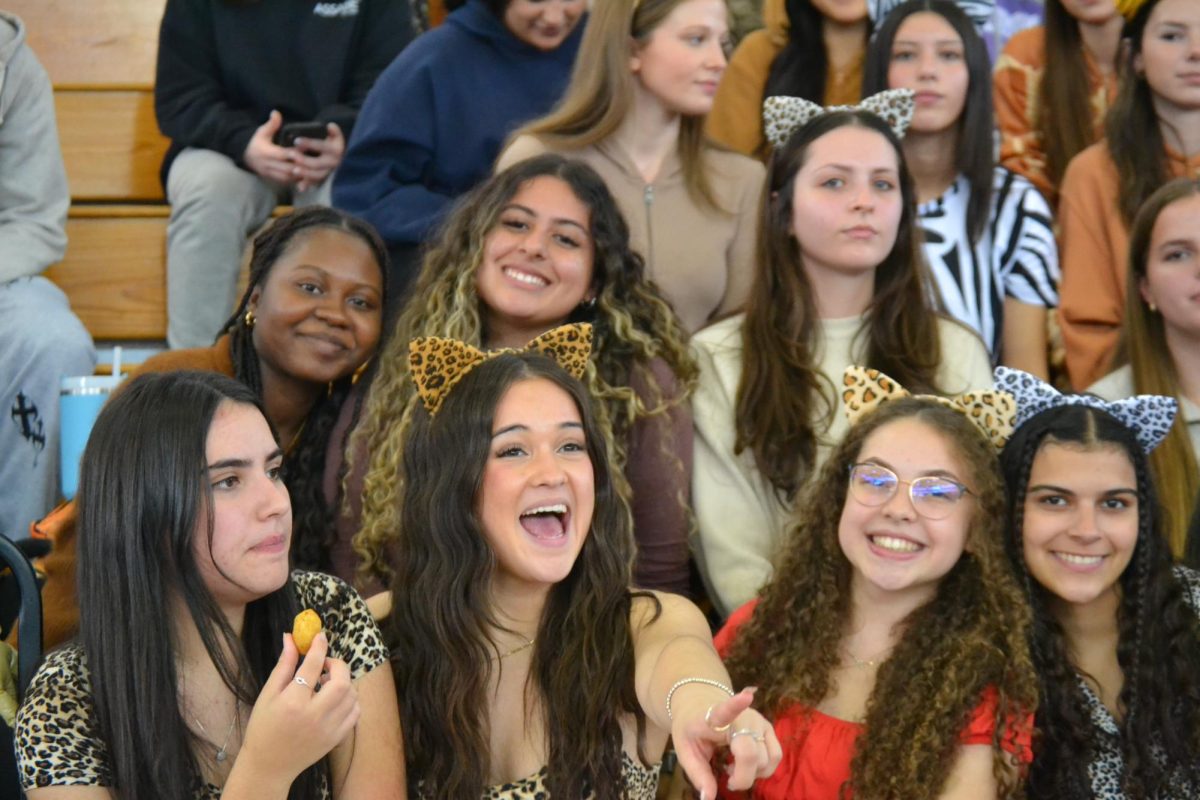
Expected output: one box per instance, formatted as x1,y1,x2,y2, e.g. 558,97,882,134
12,0,170,342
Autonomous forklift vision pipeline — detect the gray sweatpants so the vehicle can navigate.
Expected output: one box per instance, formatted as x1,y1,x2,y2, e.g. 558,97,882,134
165,148,332,349
0,276,95,538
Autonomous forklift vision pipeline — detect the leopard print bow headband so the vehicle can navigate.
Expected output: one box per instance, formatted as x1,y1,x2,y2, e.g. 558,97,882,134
842,365,1016,450
762,89,915,149
993,367,1177,454
409,323,592,416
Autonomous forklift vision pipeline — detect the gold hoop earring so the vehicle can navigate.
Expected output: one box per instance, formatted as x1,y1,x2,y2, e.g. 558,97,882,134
244,309,256,329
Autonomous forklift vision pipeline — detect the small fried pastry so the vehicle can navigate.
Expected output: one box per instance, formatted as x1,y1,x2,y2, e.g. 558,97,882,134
292,609,323,656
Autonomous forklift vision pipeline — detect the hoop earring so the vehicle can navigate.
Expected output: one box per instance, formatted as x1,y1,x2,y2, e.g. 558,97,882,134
244,309,256,329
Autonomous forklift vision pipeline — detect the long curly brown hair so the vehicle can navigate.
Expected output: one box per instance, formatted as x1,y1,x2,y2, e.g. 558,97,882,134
724,399,1038,799
350,154,696,584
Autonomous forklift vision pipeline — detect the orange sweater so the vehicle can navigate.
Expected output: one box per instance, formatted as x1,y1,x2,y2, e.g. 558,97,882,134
706,0,863,159
1058,144,1200,390
993,26,1116,206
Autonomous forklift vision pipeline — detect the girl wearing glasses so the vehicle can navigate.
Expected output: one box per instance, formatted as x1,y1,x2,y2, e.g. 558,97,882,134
995,368,1200,798
715,371,1037,799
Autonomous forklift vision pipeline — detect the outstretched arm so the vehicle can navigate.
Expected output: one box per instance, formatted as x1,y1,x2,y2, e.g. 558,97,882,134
632,593,781,797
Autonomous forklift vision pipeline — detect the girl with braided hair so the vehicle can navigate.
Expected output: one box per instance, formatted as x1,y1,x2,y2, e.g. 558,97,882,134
344,154,697,595
995,367,1200,798
33,206,388,648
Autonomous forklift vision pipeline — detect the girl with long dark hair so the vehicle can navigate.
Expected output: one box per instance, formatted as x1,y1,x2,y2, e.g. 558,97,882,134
15,371,404,799
1058,0,1200,389
994,0,1123,205
996,366,1200,798
375,334,780,798
864,0,1059,376
691,103,991,615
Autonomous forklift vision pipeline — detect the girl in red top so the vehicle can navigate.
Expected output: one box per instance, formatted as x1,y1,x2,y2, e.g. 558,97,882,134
716,370,1037,799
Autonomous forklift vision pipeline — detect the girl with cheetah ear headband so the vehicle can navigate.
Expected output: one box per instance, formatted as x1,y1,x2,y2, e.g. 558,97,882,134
995,365,1200,799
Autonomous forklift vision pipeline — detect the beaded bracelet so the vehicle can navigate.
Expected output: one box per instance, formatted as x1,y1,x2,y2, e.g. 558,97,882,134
665,677,734,721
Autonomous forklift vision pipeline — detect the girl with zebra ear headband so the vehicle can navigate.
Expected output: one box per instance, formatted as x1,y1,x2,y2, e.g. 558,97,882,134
995,366,1200,799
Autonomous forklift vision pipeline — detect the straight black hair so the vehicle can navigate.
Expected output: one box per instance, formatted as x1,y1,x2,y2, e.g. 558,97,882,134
77,370,326,800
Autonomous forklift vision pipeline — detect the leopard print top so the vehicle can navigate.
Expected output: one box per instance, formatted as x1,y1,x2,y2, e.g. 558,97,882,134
415,752,660,799
1076,566,1200,798
15,570,388,796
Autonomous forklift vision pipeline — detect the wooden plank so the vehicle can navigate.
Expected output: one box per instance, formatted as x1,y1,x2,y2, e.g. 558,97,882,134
46,216,167,341
12,0,165,90
57,91,169,202
70,205,169,219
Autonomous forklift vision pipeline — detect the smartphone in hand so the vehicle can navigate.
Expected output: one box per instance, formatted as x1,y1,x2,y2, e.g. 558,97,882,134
274,121,329,149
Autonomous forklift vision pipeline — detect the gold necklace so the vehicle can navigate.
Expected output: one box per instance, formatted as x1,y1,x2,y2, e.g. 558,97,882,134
495,637,535,660
844,645,891,669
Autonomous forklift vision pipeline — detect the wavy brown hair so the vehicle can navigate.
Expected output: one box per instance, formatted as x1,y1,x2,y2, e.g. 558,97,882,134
736,110,946,501
387,352,655,798
350,154,696,583
1001,405,1200,798
1115,178,1200,557
724,398,1038,799
511,0,729,211
1039,0,1110,194
1106,0,1174,227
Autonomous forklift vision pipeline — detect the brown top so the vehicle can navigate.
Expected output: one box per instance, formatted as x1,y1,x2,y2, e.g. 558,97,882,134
993,26,1117,206
1058,143,1200,389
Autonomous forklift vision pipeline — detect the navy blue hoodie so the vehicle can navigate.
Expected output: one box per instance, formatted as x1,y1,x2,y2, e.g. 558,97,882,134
332,0,584,289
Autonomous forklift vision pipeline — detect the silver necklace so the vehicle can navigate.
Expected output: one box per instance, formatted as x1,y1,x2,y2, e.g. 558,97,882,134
191,710,238,763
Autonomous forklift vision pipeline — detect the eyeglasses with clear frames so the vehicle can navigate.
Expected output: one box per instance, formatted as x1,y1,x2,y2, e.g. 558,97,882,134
847,463,972,520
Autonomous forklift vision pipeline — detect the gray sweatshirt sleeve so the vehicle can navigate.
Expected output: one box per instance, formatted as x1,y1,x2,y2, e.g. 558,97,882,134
0,38,69,284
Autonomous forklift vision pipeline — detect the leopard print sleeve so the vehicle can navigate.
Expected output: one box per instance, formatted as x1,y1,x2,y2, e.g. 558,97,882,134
292,570,388,680
15,645,115,789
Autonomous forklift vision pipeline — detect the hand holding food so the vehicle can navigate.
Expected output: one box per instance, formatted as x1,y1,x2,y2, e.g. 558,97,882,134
292,609,323,656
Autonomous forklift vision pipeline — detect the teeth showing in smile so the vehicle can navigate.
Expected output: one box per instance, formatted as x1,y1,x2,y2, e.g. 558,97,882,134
519,504,568,539
521,504,567,518
1055,552,1103,567
504,267,548,287
870,535,921,553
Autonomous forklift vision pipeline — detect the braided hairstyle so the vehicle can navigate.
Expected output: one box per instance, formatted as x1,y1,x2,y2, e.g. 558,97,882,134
1000,405,1200,798
220,206,389,571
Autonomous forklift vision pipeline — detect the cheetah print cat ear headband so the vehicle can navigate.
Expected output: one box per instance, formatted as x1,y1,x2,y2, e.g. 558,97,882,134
842,365,1016,450
993,367,1177,454
409,323,592,416
762,89,915,149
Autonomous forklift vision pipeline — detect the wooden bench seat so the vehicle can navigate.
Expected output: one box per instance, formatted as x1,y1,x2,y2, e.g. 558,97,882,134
57,91,168,202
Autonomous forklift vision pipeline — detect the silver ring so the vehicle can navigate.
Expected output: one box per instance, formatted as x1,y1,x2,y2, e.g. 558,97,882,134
293,675,312,688
729,728,765,743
